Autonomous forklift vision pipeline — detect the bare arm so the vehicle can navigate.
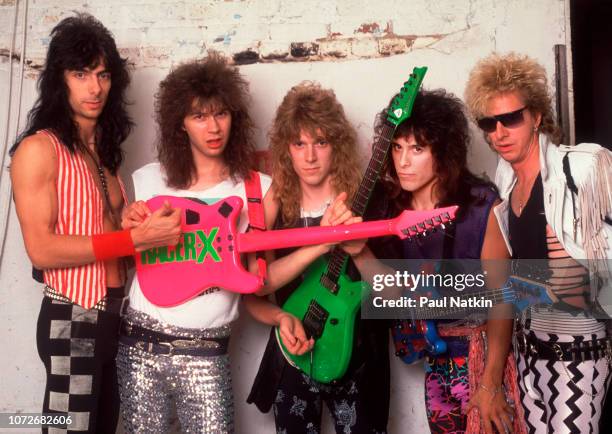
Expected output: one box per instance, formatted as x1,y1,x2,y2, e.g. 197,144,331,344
467,202,514,434
255,192,353,295
243,294,313,355
11,134,181,269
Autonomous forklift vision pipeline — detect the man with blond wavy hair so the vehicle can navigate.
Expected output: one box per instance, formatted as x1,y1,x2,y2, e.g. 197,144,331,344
465,52,612,434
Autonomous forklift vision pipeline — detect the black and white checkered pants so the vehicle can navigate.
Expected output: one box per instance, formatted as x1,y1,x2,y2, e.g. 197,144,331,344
36,291,122,433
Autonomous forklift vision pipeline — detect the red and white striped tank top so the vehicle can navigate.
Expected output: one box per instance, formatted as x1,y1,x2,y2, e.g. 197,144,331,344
41,130,127,308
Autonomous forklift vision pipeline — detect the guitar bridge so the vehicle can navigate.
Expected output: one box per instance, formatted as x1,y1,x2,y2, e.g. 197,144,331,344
303,300,329,340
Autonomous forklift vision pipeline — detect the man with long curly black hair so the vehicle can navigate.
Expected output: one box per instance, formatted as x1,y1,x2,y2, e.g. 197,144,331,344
10,13,180,433
116,52,279,434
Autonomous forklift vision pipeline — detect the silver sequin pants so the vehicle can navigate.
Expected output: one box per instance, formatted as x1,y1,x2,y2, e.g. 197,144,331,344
116,308,234,433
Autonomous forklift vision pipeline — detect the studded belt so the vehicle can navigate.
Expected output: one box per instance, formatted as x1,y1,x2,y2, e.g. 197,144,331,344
516,329,612,362
119,322,229,357
44,285,128,315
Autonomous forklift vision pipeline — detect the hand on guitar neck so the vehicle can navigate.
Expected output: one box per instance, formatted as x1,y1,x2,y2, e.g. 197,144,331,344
121,199,182,252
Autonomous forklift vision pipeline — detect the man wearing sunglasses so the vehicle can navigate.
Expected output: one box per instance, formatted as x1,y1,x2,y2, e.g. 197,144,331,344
465,52,612,434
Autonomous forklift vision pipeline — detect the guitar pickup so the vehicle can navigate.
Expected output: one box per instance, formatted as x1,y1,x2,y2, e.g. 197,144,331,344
303,300,329,340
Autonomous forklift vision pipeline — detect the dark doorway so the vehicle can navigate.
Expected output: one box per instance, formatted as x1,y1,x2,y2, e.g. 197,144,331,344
571,0,612,149
570,2,611,431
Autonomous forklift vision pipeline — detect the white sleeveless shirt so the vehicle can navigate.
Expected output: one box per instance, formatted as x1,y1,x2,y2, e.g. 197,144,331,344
127,162,271,329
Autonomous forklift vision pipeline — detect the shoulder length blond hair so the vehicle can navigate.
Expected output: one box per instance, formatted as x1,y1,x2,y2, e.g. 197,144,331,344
269,82,361,227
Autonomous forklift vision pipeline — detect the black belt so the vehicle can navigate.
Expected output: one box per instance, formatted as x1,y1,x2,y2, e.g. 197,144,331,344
120,322,229,357
516,329,612,362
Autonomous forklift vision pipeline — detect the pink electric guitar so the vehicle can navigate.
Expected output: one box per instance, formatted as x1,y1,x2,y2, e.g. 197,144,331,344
136,195,457,306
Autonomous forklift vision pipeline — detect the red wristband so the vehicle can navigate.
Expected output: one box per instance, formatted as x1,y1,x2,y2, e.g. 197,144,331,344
92,229,136,260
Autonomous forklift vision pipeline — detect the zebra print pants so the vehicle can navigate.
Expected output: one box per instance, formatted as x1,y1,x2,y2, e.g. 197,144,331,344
516,329,611,434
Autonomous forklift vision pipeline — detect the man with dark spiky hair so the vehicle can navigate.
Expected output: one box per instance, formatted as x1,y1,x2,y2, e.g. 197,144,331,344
10,13,180,433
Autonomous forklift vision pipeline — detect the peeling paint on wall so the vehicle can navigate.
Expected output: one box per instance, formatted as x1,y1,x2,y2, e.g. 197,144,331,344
0,0,566,73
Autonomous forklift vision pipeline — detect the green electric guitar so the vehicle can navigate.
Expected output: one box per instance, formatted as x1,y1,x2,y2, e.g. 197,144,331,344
276,67,428,383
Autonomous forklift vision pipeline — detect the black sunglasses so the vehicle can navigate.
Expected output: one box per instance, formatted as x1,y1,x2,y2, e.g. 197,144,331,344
477,106,527,133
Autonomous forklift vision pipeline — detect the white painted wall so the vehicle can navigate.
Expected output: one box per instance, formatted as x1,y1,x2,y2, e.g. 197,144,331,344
0,1,572,433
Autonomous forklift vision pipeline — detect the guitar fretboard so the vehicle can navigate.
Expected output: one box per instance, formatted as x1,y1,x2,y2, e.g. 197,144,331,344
323,122,397,289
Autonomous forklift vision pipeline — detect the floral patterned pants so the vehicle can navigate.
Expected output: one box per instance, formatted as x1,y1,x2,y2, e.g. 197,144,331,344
272,363,386,434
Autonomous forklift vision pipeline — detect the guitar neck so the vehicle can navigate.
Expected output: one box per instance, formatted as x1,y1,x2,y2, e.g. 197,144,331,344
237,218,397,253
326,121,397,278
351,122,396,217
325,66,427,284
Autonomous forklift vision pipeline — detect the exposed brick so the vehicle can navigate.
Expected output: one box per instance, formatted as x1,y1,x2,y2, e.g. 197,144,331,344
378,37,409,55
351,38,378,57
0,0,567,70
290,42,318,58
233,49,260,65
318,39,350,58
259,42,289,60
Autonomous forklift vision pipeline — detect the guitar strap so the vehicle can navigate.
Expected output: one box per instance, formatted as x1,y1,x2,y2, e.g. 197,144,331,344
244,171,268,282
245,171,266,231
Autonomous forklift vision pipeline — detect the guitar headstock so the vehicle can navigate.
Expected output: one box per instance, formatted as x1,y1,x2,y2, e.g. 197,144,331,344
508,276,556,312
386,66,428,127
392,205,458,240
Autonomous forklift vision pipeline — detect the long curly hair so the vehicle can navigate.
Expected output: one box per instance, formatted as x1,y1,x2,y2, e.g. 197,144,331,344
11,12,132,174
156,52,256,189
375,89,495,211
270,82,361,227
464,52,562,144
